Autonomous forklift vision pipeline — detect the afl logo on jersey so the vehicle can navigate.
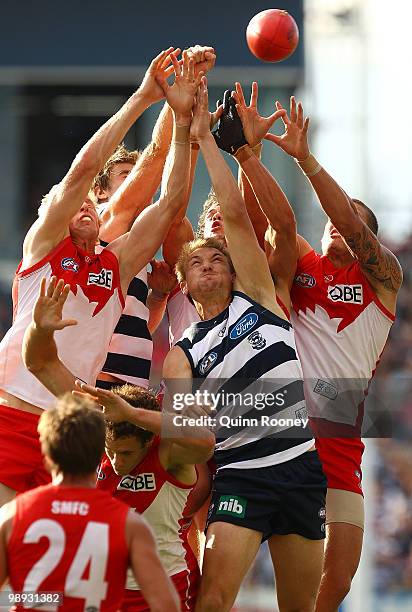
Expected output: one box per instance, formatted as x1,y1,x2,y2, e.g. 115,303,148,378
230,313,258,340
61,257,79,273
294,273,316,288
327,284,363,304
199,351,218,375
96,466,106,480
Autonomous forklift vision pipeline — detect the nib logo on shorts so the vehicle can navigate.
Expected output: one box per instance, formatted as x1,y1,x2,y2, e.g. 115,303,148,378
216,495,247,518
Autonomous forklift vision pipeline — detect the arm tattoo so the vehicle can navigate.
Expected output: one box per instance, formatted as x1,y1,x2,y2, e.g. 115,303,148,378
345,225,402,292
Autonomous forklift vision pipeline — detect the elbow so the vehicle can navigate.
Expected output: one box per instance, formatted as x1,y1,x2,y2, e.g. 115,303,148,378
196,434,216,463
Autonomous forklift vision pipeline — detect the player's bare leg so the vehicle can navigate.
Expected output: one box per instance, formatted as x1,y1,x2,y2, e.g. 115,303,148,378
314,522,363,612
269,533,323,612
0,483,16,507
195,522,261,612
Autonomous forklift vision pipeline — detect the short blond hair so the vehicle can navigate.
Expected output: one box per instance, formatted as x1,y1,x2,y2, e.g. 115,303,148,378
175,237,234,283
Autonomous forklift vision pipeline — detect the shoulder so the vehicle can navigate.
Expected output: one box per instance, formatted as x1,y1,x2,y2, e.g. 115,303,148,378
163,346,192,378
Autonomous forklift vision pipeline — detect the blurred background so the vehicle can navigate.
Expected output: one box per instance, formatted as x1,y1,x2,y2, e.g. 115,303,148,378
0,1,411,610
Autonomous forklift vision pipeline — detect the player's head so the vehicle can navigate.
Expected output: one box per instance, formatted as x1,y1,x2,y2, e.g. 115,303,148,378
38,393,105,478
197,189,225,240
93,144,140,204
321,199,379,256
105,384,160,476
176,237,235,304
68,191,101,243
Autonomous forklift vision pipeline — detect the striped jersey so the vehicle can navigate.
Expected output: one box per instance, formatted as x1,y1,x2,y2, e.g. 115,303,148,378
176,291,313,471
97,240,152,388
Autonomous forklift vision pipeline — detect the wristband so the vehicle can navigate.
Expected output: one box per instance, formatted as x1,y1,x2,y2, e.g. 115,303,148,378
174,124,190,145
296,154,322,177
251,142,263,158
234,144,253,164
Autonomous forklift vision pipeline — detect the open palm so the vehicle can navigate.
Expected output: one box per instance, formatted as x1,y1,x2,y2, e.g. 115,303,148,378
33,277,77,332
156,51,204,117
265,96,310,161
232,81,286,148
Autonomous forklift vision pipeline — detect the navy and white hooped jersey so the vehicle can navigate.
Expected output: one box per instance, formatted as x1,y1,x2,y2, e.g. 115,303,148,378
176,291,314,471
97,240,152,388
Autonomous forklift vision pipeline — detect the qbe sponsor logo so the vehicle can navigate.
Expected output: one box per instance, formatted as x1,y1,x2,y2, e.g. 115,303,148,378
327,284,363,304
216,495,247,518
117,473,156,492
229,313,258,340
87,268,113,290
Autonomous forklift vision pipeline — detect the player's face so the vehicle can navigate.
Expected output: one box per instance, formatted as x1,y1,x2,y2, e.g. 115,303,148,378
321,206,370,255
203,205,225,239
183,247,233,300
321,219,346,254
105,435,147,476
69,198,100,242
101,162,134,200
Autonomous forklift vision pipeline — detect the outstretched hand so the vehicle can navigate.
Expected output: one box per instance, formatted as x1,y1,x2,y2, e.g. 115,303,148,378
138,47,181,106
212,89,247,154
191,76,223,142
264,96,310,160
156,51,205,118
73,380,134,423
33,277,77,332
232,81,286,148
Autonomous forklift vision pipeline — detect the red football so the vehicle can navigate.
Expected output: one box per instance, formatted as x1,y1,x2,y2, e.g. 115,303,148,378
246,9,299,63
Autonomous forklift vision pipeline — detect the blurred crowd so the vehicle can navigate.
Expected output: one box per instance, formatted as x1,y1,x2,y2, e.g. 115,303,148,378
371,233,412,595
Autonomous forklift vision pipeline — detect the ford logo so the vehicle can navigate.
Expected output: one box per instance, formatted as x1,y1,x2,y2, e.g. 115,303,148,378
230,313,258,340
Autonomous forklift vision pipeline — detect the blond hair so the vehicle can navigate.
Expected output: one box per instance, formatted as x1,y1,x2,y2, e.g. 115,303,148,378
175,237,234,283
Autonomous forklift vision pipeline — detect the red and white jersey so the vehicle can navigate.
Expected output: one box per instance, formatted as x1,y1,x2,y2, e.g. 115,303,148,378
97,436,198,589
7,484,129,611
290,249,395,429
166,287,199,346
0,236,124,409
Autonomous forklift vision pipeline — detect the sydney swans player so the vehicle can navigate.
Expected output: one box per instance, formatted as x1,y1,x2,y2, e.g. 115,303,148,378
0,49,203,506
0,395,179,611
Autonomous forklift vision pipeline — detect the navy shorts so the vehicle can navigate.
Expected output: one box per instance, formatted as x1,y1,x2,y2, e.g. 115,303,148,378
206,450,327,541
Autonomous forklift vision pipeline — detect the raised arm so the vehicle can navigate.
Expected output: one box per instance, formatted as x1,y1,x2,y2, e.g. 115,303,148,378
22,277,77,397
232,82,298,291
110,52,204,295
23,49,178,269
266,97,403,303
162,45,217,267
98,102,174,242
191,78,286,317
75,348,214,466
